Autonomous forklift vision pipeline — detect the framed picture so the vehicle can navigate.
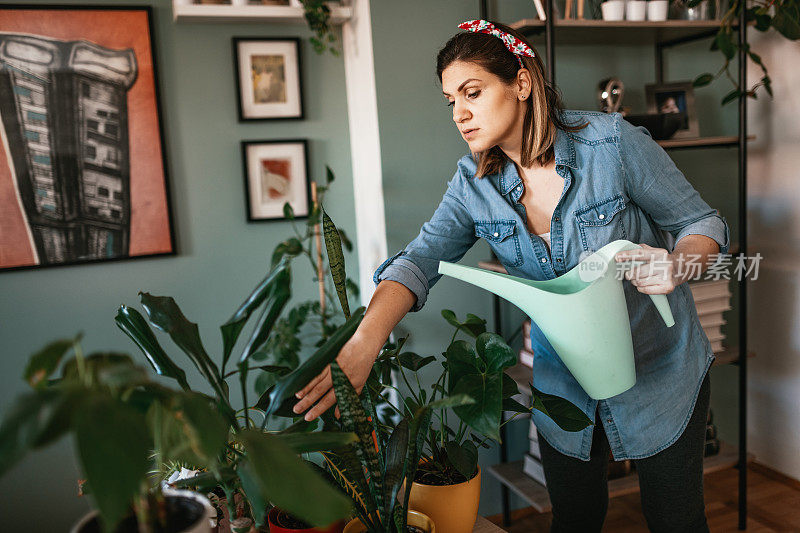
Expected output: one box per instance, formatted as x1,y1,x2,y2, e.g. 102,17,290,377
233,37,304,121
0,5,175,272
645,81,700,139
241,140,311,221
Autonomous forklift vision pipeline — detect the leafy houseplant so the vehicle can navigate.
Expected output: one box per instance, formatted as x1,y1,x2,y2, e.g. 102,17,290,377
692,0,799,104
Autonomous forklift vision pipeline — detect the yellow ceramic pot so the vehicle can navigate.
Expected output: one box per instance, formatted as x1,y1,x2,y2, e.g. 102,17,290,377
342,510,434,533
408,466,481,533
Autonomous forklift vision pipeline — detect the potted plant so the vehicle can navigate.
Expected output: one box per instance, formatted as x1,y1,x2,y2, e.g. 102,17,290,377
367,310,592,533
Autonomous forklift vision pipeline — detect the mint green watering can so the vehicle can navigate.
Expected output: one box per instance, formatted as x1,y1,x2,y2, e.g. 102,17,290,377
438,240,675,400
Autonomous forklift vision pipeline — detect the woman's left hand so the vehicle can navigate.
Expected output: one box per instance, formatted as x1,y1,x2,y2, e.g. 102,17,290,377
614,244,680,295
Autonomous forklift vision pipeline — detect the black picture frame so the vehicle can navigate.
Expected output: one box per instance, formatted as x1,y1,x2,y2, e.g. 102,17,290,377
645,81,700,139
241,139,311,222
233,37,304,122
0,4,176,273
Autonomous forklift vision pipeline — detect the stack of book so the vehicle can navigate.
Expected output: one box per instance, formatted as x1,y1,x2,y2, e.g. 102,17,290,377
688,280,732,353
520,319,534,368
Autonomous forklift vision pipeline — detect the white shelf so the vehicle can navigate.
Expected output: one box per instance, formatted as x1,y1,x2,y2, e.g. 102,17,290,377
172,2,352,24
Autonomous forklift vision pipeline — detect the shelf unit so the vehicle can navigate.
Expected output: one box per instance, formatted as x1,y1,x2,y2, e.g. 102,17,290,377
480,1,751,529
171,2,352,23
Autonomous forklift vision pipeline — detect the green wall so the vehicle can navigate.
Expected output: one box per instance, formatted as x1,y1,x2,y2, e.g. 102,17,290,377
0,0,742,527
0,1,355,529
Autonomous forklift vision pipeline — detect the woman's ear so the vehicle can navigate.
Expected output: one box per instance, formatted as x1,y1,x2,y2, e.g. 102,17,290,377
516,68,532,100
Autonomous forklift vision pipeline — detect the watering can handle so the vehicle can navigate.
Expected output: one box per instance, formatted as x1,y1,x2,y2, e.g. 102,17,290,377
648,293,675,327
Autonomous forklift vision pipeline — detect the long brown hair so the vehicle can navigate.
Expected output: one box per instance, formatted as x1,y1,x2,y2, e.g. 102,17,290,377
436,21,588,177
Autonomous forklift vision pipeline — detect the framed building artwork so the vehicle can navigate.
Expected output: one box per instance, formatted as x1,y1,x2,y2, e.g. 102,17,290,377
0,5,175,272
241,139,311,222
645,81,700,139
233,37,304,121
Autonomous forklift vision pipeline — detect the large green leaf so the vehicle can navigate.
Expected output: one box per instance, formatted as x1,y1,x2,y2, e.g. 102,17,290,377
61,353,135,382
774,3,800,40
139,293,226,400
75,394,150,532
115,306,190,391
322,447,377,528
175,393,229,461
220,260,290,372
238,267,291,366
322,207,350,319
330,362,384,513
274,431,358,453
0,389,78,476
382,418,409,523
452,373,503,442
265,307,365,416
501,372,521,399
445,439,478,479
23,337,77,389
445,340,479,395
476,333,516,372
237,429,353,527
530,385,594,432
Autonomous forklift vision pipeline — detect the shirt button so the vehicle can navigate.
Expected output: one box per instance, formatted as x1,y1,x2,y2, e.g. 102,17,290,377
493,232,499,237
541,257,547,263
554,216,560,221
599,214,605,220
606,418,612,423
557,258,562,262
516,186,522,192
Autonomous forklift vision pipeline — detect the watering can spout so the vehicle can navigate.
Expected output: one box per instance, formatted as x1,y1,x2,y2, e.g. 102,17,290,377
437,261,533,313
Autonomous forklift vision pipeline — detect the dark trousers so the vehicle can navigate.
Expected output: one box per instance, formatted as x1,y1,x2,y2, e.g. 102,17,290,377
537,372,711,533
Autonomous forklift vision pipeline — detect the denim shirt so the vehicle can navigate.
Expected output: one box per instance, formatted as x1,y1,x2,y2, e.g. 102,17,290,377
373,110,730,461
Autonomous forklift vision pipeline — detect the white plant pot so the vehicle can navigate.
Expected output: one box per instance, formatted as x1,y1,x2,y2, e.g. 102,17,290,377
601,0,626,21
626,0,647,20
647,0,669,20
71,490,215,533
289,0,304,6
231,0,250,6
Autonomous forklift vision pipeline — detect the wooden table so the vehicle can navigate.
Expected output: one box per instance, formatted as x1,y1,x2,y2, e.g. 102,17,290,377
473,516,506,532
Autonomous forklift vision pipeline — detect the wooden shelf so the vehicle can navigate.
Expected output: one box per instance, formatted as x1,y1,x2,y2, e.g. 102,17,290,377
509,18,741,45
488,441,750,513
172,2,352,23
658,135,755,150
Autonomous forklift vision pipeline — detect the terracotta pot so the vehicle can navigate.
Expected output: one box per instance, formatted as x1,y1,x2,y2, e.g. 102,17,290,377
408,466,481,533
267,508,344,533
342,510,434,533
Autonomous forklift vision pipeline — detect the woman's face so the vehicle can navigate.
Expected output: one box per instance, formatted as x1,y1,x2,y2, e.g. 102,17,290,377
441,60,528,155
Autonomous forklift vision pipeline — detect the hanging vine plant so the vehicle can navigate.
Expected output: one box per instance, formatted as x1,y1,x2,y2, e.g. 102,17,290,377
301,0,339,55
693,0,800,105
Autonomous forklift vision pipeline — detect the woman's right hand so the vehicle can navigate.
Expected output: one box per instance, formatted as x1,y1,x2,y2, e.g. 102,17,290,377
291,331,381,421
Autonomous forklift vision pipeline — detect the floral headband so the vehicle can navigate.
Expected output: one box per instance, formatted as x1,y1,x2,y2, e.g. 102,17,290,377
457,19,535,69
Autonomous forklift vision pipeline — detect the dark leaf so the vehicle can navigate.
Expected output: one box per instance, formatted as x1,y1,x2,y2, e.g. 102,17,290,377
530,385,593,432
397,352,435,372
722,89,742,106
237,430,353,527
445,440,478,479
452,373,502,442
326,165,335,183
715,30,736,60
501,371,521,399
274,431,358,453
383,418,409,521
115,306,190,391
322,207,350,318
283,202,295,220
774,3,800,39
502,397,530,413
444,340,479,395
238,267,291,366
23,337,77,389
692,73,715,87
440,309,461,329
476,333,516,372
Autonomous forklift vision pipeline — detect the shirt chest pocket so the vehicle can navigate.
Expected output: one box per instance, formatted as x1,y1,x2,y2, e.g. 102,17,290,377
575,194,628,252
474,220,524,267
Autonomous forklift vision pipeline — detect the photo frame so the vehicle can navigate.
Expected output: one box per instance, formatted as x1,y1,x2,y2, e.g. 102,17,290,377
645,81,700,139
233,37,304,121
241,139,311,222
0,5,175,272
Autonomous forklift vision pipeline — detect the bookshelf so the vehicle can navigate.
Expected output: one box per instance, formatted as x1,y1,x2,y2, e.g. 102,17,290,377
483,3,752,528
171,2,352,23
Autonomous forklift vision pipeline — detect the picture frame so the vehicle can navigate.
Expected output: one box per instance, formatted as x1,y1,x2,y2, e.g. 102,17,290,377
241,139,311,222
0,4,175,272
645,81,700,139
233,37,304,121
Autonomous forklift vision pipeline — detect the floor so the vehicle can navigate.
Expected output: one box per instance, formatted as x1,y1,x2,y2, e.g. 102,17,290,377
486,464,800,532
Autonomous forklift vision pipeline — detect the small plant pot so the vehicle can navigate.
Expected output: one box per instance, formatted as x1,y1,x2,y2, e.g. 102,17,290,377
71,490,215,533
647,0,669,20
408,466,481,533
342,510,434,533
267,507,344,533
601,0,626,20
626,0,647,20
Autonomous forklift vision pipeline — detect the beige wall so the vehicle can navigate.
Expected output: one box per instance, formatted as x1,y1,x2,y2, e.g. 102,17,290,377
746,29,800,482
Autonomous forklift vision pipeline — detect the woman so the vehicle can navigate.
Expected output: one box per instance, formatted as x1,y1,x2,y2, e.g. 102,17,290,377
294,20,729,532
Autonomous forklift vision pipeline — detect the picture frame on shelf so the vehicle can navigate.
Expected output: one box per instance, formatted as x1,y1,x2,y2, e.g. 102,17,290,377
0,5,175,272
233,37,303,121
645,81,700,139
241,140,311,222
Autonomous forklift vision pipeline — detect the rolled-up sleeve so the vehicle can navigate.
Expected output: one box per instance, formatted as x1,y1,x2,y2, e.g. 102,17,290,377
373,171,478,312
616,113,730,255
